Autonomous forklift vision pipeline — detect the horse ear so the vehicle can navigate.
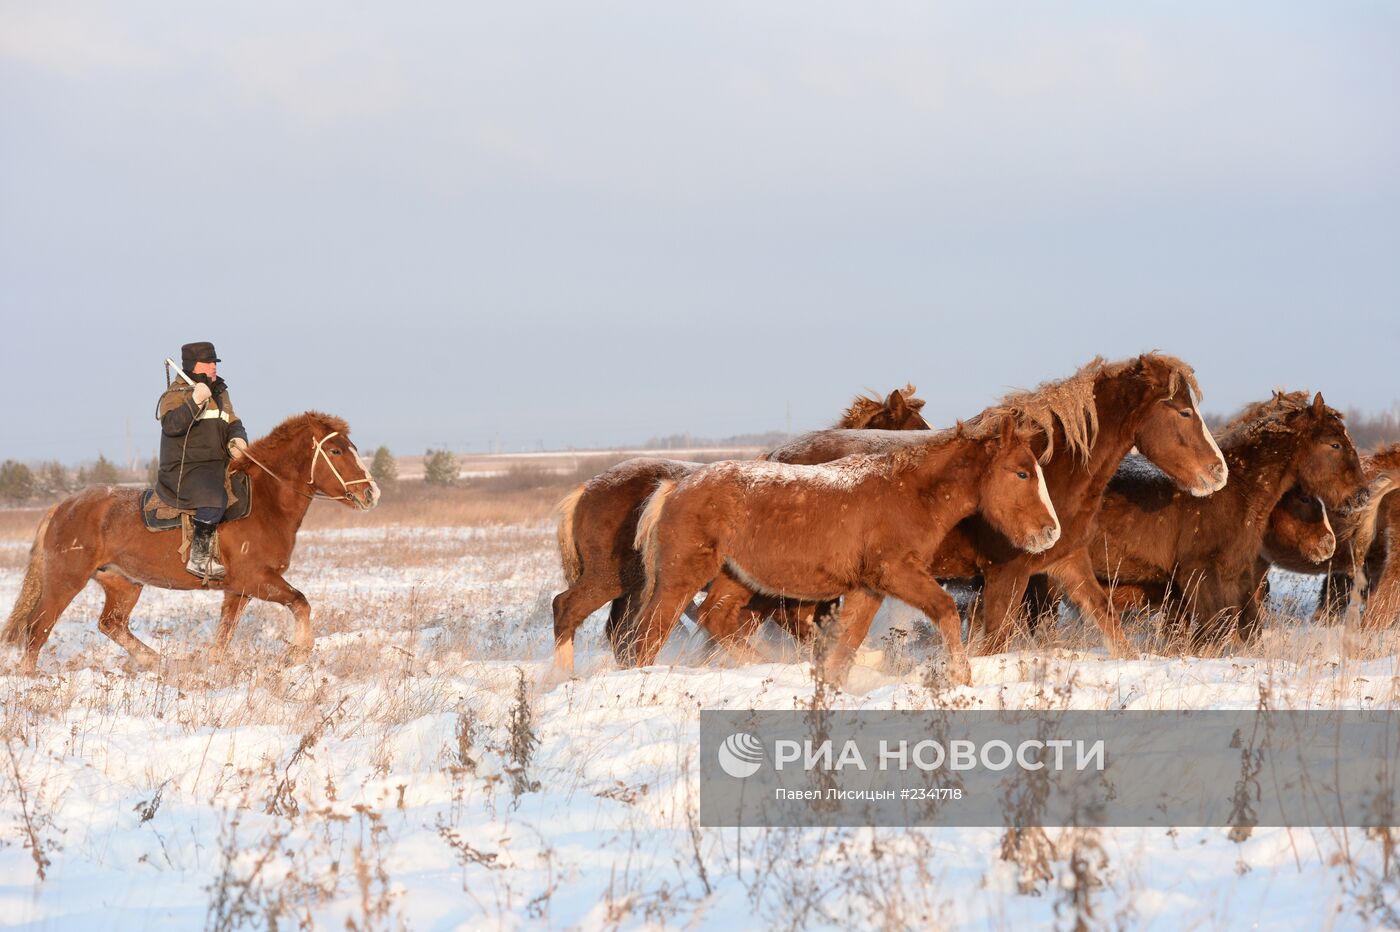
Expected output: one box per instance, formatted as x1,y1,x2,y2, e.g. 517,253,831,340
885,389,909,416
954,419,965,438
999,416,1015,448
1311,391,1325,413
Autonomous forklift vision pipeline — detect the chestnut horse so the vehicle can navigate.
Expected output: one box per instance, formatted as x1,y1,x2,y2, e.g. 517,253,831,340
627,416,1059,685
2,412,379,671
758,354,1228,658
1087,392,1365,646
550,386,930,673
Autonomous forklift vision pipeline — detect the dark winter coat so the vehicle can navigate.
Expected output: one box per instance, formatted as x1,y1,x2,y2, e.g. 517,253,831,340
155,376,249,510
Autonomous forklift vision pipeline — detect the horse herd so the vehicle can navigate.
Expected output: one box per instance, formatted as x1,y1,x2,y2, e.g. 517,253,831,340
552,354,1400,686
2,366,1397,685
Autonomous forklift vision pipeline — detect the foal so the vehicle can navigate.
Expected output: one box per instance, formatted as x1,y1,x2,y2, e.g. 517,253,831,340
550,386,930,673
626,417,1060,686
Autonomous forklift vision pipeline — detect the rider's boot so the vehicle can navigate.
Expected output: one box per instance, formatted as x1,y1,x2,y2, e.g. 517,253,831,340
187,520,226,580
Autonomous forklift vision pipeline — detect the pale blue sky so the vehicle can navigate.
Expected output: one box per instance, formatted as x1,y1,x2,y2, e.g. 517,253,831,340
2,2,1397,463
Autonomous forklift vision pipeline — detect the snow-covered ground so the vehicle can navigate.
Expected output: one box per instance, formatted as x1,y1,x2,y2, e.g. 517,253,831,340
2,523,1399,929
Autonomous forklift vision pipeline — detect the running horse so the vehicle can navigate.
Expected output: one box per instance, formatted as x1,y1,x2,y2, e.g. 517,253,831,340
550,385,930,673
627,416,1061,686
3,412,379,671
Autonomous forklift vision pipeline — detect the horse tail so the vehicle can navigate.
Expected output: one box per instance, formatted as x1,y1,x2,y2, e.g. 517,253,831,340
554,484,587,586
634,480,679,610
2,506,55,649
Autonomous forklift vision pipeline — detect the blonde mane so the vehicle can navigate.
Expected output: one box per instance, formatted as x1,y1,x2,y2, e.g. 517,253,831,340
966,353,1201,464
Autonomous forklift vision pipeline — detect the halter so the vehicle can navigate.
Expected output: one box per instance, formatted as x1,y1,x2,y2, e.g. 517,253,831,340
239,427,374,504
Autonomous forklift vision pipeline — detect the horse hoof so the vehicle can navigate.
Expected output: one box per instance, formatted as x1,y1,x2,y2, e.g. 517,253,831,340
949,656,974,688
125,651,161,674
540,665,574,690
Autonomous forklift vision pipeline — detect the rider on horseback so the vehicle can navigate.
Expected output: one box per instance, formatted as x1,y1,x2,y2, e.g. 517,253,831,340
155,341,249,580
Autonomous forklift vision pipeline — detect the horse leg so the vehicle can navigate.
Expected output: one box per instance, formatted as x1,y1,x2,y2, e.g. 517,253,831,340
1234,564,1271,645
1044,549,1137,658
1315,570,1353,622
817,590,886,685
551,575,623,675
871,569,974,686
92,570,157,669
246,572,315,664
766,598,829,643
1361,547,1400,629
972,563,1032,656
1022,574,1057,635
626,534,722,669
209,591,252,664
19,561,96,673
691,575,763,664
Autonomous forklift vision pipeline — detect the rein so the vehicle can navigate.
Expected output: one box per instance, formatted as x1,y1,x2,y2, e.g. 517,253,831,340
238,427,373,504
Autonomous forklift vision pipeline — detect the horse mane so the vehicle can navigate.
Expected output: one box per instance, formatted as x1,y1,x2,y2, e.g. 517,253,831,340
881,413,1014,474
1366,442,1400,475
232,411,351,473
964,353,1201,465
836,384,926,429
1216,390,1345,446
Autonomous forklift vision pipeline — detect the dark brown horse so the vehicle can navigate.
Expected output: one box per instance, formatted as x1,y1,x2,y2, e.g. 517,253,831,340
550,386,930,673
761,354,1229,658
1262,485,1339,568
628,416,1059,685
1087,392,1365,645
2,412,379,671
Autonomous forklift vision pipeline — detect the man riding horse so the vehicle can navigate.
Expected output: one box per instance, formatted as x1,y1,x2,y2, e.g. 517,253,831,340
156,341,249,580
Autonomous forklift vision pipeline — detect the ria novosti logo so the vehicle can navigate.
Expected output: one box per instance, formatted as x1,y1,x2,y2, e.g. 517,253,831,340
717,732,765,778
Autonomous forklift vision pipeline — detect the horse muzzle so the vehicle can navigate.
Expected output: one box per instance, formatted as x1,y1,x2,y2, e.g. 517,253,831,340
1189,461,1229,498
350,482,380,511
1023,525,1061,554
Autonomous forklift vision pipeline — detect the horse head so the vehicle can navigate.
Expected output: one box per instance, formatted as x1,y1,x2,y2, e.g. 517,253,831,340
1131,354,1229,498
1287,393,1367,513
977,416,1061,554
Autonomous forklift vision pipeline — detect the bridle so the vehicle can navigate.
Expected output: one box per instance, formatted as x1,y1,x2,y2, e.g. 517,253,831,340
239,426,375,505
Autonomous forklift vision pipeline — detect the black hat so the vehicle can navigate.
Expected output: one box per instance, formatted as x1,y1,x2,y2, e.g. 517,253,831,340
181,342,221,370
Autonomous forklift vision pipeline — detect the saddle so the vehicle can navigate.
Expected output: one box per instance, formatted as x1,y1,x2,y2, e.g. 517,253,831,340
140,471,253,531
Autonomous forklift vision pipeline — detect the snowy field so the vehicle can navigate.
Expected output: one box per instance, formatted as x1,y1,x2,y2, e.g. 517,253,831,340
2,522,1400,930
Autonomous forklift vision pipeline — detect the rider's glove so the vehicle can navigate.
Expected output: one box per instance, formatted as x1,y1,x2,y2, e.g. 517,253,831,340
191,382,213,406
228,438,248,457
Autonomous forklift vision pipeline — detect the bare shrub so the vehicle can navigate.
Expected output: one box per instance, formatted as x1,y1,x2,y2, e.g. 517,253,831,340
506,667,540,802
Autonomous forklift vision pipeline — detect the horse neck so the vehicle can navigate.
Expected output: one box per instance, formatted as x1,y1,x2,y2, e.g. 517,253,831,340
238,435,318,532
1041,371,1144,498
906,436,988,518
1217,428,1303,527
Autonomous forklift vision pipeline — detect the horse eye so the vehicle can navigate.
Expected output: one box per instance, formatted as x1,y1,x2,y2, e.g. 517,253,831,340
1179,409,1192,418
331,448,343,456
1016,470,1029,480
1330,442,1340,450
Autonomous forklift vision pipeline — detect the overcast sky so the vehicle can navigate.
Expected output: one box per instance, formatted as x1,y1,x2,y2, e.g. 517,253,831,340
2,2,1397,464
